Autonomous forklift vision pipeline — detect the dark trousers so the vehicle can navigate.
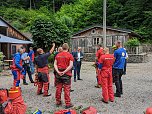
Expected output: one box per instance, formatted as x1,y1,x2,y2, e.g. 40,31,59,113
123,59,127,75
74,61,82,80
23,64,33,83
113,68,123,95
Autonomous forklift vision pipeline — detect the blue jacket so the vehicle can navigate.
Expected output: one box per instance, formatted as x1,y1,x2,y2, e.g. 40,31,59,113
12,52,22,70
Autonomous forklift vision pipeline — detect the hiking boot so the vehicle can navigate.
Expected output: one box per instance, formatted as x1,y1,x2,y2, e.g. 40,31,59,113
65,104,74,109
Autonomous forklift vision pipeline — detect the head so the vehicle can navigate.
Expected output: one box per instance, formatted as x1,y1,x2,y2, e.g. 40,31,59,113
37,48,44,54
78,47,81,52
21,46,26,53
29,47,33,51
18,48,24,54
146,107,152,114
97,44,102,50
62,43,69,51
115,40,122,48
103,47,109,54
58,47,63,52
73,48,77,52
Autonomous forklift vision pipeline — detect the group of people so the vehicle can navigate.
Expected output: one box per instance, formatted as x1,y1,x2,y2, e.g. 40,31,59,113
11,46,35,87
95,41,127,103
11,43,84,109
10,40,127,109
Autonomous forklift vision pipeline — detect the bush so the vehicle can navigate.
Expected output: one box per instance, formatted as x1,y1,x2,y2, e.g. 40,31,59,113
125,38,140,47
48,54,55,64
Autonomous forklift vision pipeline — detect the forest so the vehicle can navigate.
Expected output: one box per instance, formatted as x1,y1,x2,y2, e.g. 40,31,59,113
0,0,152,47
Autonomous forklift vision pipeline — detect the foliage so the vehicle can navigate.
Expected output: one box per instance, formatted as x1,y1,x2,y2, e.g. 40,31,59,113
0,0,152,42
31,16,71,50
125,38,140,47
0,52,5,72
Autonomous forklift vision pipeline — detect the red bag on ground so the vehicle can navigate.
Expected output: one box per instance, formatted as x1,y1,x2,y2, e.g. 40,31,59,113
54,109,77,114
0,87,26,114
82,106,97,114
146,107,152,114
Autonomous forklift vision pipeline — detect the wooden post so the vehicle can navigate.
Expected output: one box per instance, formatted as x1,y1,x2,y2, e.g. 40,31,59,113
103,0,107,47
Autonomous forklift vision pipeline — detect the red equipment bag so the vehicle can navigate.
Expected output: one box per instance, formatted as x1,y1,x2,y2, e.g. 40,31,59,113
54,109,77,114
82,106,97,114
146,107,152,114
0,87,26,114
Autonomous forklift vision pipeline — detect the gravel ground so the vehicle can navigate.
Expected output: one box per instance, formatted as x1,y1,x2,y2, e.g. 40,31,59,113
0,54,152,114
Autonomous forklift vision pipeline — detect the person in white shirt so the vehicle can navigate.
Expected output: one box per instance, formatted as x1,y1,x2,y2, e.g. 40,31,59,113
76,47,84,80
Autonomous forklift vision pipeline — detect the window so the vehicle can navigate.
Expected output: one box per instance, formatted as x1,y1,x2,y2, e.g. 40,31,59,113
91,29,96,34
0,26,7,36
94,38,100,45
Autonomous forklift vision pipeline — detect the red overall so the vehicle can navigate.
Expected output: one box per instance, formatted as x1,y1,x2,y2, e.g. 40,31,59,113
37,66,50,96
99,54,115,102
96,48,104,85
55,52,74,106
11,54,23,87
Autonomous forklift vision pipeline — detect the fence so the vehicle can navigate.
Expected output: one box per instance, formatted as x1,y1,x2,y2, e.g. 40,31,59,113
125,44,152,54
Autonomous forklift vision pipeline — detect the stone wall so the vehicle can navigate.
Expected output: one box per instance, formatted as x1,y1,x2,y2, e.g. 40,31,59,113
83,53,96,62
127,53,148,63
83,53,149,63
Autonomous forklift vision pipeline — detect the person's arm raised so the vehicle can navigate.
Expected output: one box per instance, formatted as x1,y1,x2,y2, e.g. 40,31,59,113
50,43,55,54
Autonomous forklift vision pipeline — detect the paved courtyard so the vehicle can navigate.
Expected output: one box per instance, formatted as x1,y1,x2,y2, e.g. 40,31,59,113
0,54,152,114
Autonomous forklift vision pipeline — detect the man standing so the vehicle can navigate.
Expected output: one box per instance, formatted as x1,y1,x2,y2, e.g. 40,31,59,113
34,43,55,97
54,43,74,109
76,47,83,80
113,41,127,97
11,48,24,87
54,47,63,87
98,48,115,103
71,48,78,82
21,47,34,85
28,47,35,74
95,44,104,88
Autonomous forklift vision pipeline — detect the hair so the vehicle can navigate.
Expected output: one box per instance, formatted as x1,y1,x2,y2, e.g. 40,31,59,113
21,46,26,49
37,48,43,54
116,40,122,45
29,47,33,50
58,47,63,52
18,48,23,53
98,44,102,47
62,43,69,50
103,47,109,53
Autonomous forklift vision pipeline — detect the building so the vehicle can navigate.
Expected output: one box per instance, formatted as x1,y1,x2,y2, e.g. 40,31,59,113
71,25,141,61
0,17,32,59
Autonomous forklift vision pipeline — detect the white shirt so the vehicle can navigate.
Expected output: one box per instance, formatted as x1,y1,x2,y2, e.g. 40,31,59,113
77,52,81,62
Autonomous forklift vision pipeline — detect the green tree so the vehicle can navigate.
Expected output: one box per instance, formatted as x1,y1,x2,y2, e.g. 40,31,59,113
31,16,71,50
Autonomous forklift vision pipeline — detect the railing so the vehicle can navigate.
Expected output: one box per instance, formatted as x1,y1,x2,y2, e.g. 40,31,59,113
125,44,152,54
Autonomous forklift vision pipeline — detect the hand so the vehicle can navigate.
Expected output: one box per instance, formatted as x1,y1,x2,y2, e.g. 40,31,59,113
27,56,30,60
58,72,63,76
52,43,55,47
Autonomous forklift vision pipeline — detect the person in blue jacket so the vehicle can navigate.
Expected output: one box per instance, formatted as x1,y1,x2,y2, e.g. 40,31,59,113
28,47,35,74
11,48,24,87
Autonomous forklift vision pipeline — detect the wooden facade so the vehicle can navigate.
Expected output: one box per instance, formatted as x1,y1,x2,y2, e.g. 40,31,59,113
0,17,31,59
71,25,140,54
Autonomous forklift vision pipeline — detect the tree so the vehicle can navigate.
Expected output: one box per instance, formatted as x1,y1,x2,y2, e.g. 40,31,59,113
31,16,71,50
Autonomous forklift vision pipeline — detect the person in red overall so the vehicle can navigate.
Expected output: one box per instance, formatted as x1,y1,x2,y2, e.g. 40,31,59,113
95,44,104,88
11,48,24,87
98,47,115,103
34,43,55,97
54,43,74,109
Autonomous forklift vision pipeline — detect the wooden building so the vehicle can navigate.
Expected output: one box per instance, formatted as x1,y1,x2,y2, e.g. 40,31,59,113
0,17,32,59
71,25,141,61
71,25,141,53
